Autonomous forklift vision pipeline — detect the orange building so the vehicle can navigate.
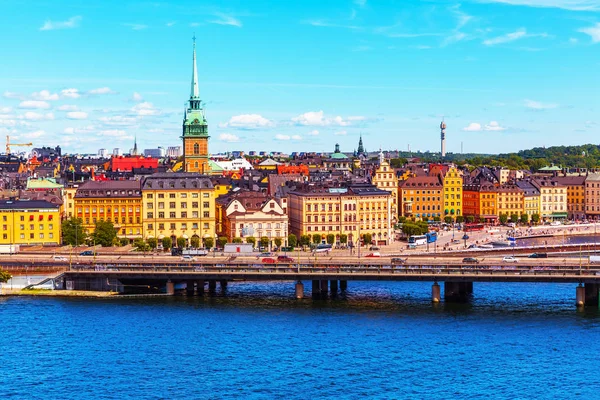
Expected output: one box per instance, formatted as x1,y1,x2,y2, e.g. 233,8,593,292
398,176,443,220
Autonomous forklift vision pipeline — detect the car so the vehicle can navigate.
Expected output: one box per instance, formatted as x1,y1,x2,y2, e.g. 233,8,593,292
365,252,381,258
502,256,518,263
262,257,276,264
181,255,196,261
259,252,273,257
79,250,96,256
277,255,295,262
391,257,407,265
369,246,380,251
550,221,561,226
53,256,68,261
528,253,548,258
462,257,479,264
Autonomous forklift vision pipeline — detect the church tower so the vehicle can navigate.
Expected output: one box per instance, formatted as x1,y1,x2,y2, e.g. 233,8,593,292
182,36,210,173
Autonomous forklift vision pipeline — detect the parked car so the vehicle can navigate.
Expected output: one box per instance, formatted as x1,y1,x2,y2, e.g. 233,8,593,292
528,253,548,258
181,255,196,261
462,257,479,264
365,252,381,258
277,255,295,262
262,257,276,264
391,257,407,265
53,255,68,261
502,256,518,263
79,250,96,256
369,246,380,251
259,252,273,257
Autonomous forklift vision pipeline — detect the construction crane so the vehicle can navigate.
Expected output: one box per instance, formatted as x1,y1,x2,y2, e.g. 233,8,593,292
6,135,32,155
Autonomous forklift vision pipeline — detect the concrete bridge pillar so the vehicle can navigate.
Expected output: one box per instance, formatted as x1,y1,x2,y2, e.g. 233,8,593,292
166,280,175,296
576,284,585,307
186,280,194,296
340,280,348,291
432,283,441,303
330,280,338,293
445,281,473,302
585,283,599,307
197,280,204,295
295,281,304,299
220,280,228,290
320,280,328,293
312,280,320,296
208,280,217,292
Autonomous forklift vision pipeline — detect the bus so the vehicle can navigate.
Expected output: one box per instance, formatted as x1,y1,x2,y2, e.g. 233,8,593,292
464,223,484,232
426,232,437,243
408,235,428,248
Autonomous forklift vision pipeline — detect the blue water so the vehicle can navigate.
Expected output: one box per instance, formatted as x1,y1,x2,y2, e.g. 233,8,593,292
2,281,600,399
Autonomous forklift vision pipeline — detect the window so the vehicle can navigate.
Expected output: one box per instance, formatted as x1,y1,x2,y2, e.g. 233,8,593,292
192,223,198,229
181,193,187,198
181,202,187,208
192,193,199,198
158,223,164,230
203,223,209,229
192,202,199,208
30,224,34,230
169,193,176,199
20,225,24,230
192,211,198,218
169,202,176,208
148,224,153,230
158,212,164,218
147,193,153,199
181,212,187,218
20,234,24,239
20,216,24,221
30,233,34,239
39,233,44,239
203,211,209,218
158,202,164,209
170,212,176,218
158,194,164,199
39,224,44,230
170,223,176,230
193,143,199,154
2,216,5,222
181,223,187,229
203,193,209,198
147,203,153,209
203,202,209,208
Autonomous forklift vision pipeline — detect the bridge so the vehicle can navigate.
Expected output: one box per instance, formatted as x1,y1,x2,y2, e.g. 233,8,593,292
30,257,600,307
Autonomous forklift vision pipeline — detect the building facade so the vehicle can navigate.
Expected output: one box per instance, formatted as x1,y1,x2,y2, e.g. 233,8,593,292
398,176,443,221
585,174,600,219
73,181,143,239
0,200,60,245
142,173,215,245
496,185,524,219
182,38,210,173
441,166,463,219
371,156,398,221
532,178,567,220
554,175,586,220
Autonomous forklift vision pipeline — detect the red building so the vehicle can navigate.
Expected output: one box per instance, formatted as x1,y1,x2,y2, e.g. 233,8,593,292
110,156,158,172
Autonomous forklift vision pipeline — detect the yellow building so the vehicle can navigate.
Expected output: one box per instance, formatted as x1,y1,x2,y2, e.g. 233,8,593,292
554,176,586,220
441,166,463,219
142,173,216,246
532,178,567,220
496,185,524,218
516,181,541,218
0,200,61,245
372,155,398,220
74,181,143,239
398,176,443,221
288,184,393,246
479,185,498,223
63,185,78,219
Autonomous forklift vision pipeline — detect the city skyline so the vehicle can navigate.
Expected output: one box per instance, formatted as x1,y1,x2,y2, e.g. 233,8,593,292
0,0,599,155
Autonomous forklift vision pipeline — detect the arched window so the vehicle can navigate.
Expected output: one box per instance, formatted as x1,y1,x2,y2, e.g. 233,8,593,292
194,161,199,168
193,143,199,154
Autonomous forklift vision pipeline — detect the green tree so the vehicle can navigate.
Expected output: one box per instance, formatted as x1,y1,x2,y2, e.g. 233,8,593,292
246,236,256,247
499,214,508,224
218,236,228,248
119,237,130,246
300,235,311,247
147,237,158,249
339,234,348,245
510,214,519,223
456,216,465,224
312,234,322,244
531,213,541,224
176,237,186,248
444,216,453,224
91,220,117,247
203,237,214,249
397,216,407,224
232,237,243,243
274,237,282,248
362,233,372,245
465,215,474,223
162,236,172,250
61,218,87,246
0,270,11,283
287,233,297,248
520,213,529,224
260,236,270,249
133,238,149,252
326,234,335,245
433,216,441,222
190,236,200,248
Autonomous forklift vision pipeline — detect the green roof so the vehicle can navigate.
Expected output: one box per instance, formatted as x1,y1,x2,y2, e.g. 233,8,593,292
26,178,62,190
330,152,349,159
538,165,561,171
208,159,223,172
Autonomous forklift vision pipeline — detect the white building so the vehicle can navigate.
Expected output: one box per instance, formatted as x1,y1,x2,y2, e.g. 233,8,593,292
166,146,182,157
214,158,253,171
98,148,108,158
112,148,123,156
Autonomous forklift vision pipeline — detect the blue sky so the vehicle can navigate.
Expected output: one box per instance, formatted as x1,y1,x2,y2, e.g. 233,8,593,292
0,0,599,156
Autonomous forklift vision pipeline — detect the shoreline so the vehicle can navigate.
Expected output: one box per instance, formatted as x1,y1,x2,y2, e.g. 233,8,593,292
0,289,119,297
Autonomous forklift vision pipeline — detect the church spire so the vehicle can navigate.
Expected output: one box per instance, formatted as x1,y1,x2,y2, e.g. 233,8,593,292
190,34,199,100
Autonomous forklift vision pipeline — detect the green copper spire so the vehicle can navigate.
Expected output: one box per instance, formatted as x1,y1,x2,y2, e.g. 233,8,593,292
191,34,199,100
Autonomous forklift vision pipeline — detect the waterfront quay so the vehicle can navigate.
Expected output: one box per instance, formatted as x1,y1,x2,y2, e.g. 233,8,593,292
16,256,600,307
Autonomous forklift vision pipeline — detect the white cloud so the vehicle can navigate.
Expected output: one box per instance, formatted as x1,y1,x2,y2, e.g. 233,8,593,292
305,20,362,30
219,133,239,142
66,111,89,120
18,101,51,109
524,99,558,110
475,0,600,11
291,135,302,140
334,130,348,135
483,29,527,45
122,23,148,30
131,102,160,116
61,88,80,99
131,92,143,102
3,91,21,99
99,116,138,126
442,32,467,46
463,121,507,131
307,130,320,136
64,126,95,135
569,37,579,44
58,105,78,111
32,90,59,101
23,112,54,121
166,21,176,27
99,129,128,137
484,121,506,131
18,130,46,139
209,13,242,27
88,87,116,95
220,114,273,129
292,110,365,127
40,16,82,31
275,134,291,140
354,0,367,6
0,107,12,113
579,23,600,43
463,122,483,131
